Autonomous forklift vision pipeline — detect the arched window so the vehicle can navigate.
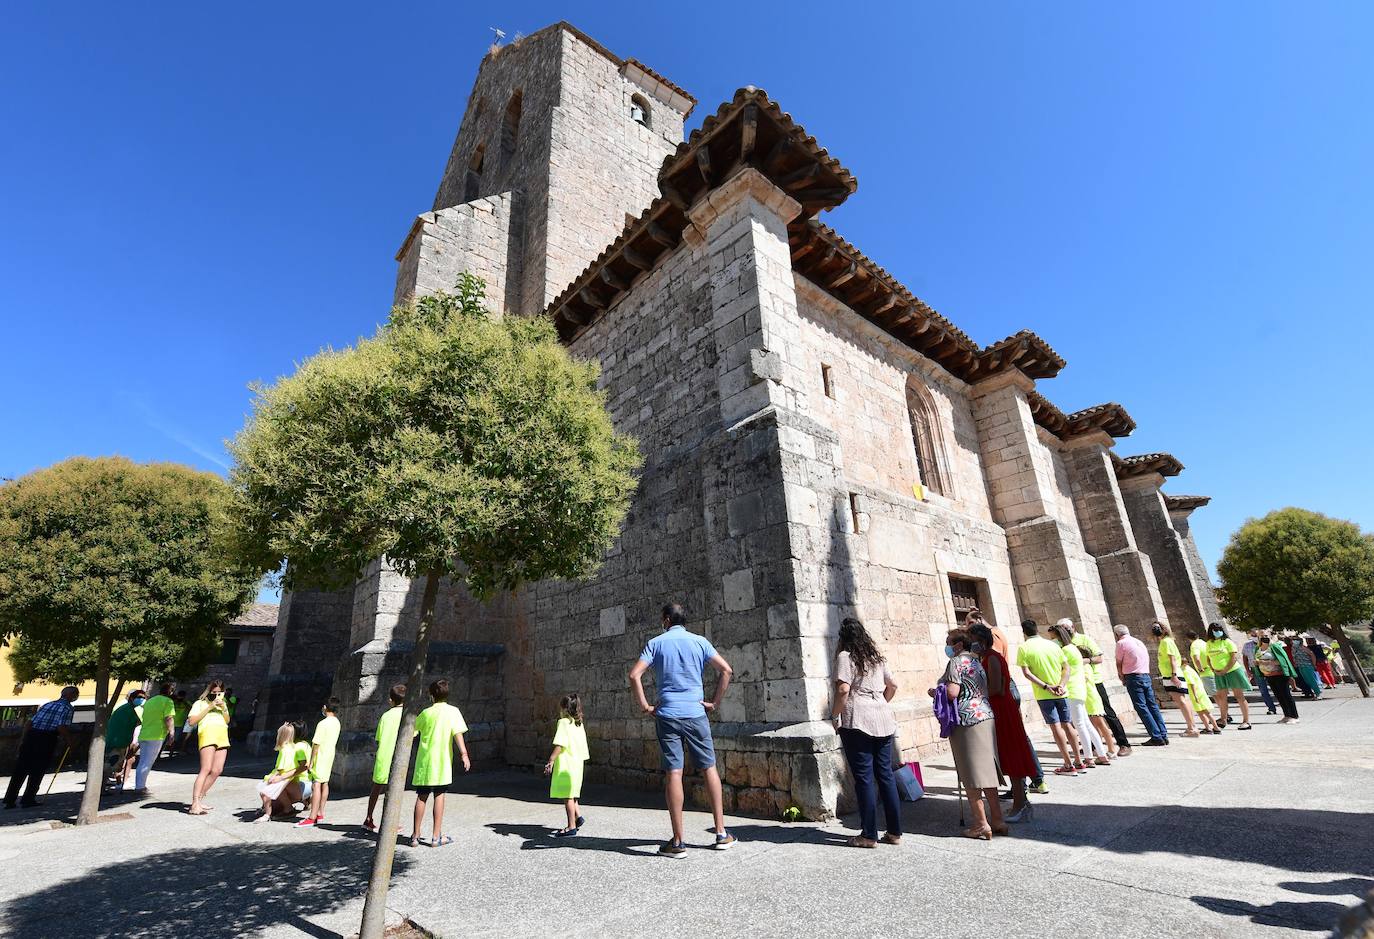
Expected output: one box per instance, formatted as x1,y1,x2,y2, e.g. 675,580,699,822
906,378,948,497
501,91,522,157
464,144,485,202
630,93,652,129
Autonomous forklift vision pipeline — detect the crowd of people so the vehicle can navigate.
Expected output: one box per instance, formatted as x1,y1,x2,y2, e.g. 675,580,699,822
0,606,1354,858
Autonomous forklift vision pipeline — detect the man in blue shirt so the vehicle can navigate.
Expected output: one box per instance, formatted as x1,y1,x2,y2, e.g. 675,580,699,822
5,686,78,809
629,603,735,858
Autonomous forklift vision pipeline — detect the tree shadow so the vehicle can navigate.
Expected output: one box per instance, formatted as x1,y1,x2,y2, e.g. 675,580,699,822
0,789,147,828
2,838,413,939
1279,877,1374,897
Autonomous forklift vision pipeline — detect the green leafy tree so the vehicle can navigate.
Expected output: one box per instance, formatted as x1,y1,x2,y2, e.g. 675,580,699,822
1217,507,1374,697
229,274,640,939
0,458,259,824
9,625,223,702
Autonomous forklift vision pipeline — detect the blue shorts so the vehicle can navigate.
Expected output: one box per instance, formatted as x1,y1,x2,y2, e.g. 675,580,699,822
1037,697,1071,724
655,714,717,771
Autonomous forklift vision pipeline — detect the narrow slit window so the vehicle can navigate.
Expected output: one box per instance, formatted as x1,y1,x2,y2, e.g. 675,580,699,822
821,363,835,398
501,91,522,157
849,493,862,533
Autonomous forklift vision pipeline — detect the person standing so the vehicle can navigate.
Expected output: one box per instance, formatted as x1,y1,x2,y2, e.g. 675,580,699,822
1051,623,1108,769
169,692,190,757
4,686,78,810
408,679,470,848
1187,630,1217,701
187,680,231,815
1287,638,1323,699
936,628,1006,839
1151,623,1198,736
1206,624,1252,730
133,683,176,794
1069,620,1131,756
1114,625,1169,746
1255,633,1301,723
1242,633,1277,716
629,603,737,858
970,622,1038,821
1309,640,1338,689
296,697,341,828
104,689,145,790
364,684,408,834
1016,619,1083,776
544,692,591,838
828,617,902,848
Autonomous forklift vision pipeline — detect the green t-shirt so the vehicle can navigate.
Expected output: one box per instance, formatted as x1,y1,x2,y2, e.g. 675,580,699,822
1016,636,1067,700
1157,636,1181,678
1071,633,1104,685
105,702,142,748
1061,642,1087,700
411,702,468,788
173,702,190,726
373,706,407,785
273,740,309,778
310,714,341,782
1206,637,1238,674
1190,638,1213,677
138,695,176,742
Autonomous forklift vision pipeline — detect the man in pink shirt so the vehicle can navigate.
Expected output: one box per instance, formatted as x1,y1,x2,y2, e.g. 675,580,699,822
1113,625,1169,746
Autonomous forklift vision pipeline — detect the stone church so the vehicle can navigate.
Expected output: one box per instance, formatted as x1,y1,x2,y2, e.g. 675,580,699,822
253,22,1224,817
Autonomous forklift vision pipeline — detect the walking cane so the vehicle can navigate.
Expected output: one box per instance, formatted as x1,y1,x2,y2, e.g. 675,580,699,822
956,778,965,827
44,745,72,796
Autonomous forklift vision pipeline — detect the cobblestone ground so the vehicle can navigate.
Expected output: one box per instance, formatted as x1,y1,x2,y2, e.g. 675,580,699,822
2,687,1371,938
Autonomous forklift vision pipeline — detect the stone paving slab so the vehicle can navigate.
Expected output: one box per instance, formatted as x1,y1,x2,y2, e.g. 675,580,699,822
0,690,1370,938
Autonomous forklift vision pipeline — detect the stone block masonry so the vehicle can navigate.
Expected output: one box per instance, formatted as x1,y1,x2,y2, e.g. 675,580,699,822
258,22,1225,815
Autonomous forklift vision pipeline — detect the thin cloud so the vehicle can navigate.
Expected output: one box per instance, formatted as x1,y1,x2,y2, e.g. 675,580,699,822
120,391,231,471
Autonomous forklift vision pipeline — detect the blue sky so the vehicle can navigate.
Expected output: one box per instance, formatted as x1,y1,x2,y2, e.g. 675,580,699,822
2,2,1371,592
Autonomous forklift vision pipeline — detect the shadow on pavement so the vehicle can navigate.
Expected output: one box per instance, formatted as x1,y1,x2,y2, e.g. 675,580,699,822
1,837,412,939
0,789,146,828
1191,894,1355,932
487,822,664,855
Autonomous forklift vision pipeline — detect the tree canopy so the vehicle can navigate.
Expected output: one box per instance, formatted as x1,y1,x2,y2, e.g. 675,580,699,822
0,456,259,822
8,628,220,687
228,274,639,938
229,274,640,597
1217,507,1374,632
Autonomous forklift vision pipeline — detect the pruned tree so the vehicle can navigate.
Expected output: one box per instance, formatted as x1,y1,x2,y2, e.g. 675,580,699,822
0,458,259,824
1217,506,1374,697
228,274,640,939
9,625,223,704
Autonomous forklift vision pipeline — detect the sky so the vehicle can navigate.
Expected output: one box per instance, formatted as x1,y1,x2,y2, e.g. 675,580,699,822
2,2,1372,595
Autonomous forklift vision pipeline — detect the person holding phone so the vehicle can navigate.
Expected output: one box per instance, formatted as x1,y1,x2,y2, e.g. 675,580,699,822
188,680,231,815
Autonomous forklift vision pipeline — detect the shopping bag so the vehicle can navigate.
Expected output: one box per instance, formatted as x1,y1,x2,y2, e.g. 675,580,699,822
895,763,924,801
907,761,924,789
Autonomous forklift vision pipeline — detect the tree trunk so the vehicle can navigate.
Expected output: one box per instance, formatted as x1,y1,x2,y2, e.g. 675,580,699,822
359,568,442,939
77,631,113,825
1329,624,1370,698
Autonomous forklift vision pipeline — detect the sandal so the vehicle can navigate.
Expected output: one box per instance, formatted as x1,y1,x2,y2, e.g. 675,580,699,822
991,825,1010,836
432,835,454,847
409,836,420,848
1053,766,1078,777
846,836,878,848
1094,758,1111,766
962,826,992,841
1237,723,1252,731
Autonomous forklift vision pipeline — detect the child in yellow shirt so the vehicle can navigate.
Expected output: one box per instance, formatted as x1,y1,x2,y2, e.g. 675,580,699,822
544,693,590,837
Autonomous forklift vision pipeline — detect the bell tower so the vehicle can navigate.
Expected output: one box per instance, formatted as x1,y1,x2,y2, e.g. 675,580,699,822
396,22,696,316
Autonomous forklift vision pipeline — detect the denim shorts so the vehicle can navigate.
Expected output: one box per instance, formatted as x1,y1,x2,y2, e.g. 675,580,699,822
655,714,717,771
1037,697,1071,724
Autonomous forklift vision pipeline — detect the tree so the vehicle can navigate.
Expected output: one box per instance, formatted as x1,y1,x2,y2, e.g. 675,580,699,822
1217,507,1374,698
9,623,223,703
0,458,259,824
228,275,639,939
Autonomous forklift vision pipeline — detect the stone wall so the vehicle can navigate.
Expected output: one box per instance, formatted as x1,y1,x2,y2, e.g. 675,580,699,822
1120,476,1207,633
393,193,516,310
1167,506,1225,626
252,587,353,753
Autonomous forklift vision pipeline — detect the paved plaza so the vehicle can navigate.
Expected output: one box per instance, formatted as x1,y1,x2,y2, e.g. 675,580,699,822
2,689,1371,939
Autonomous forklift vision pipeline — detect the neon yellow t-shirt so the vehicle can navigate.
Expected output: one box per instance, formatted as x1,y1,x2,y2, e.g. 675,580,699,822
372,706,411,785
411,702,468,788
1071,633,1104,685
1206,637,1238,674
310,715,340,782
1061,643,1087,700
1016,636,1067,700
138,695,176,742
269,740,309,780
1157,636,1181,678
1190,638,1213,677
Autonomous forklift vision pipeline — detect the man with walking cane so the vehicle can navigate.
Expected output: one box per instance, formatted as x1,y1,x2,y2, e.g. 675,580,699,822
5,686,79,809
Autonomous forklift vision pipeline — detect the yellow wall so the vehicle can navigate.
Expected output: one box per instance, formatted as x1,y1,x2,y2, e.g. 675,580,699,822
0,643,98,706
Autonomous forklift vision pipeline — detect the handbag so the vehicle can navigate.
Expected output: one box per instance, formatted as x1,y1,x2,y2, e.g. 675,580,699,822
933,689,959,739
895,763,924,801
